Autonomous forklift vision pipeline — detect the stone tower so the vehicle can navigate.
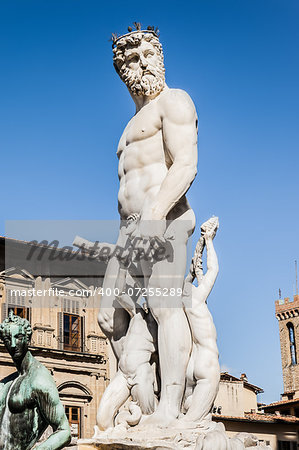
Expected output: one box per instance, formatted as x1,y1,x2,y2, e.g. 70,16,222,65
275,294,299,400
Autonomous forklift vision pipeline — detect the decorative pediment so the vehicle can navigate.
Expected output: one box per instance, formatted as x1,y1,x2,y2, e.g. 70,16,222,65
0,267,35,281
58,381,93,400
50,277,89,291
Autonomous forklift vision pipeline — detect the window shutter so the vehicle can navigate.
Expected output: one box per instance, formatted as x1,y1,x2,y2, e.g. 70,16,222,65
1,302,7,321
81,316,85,352
91,338,97,353
63,298,71,313
58,312,64,350
27,307,32,323
37,331,43,346
46,331,52,347
6,289,11,303
99,337,106,354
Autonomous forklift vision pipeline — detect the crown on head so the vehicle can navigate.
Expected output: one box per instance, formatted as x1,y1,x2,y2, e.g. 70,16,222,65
111,22,160,48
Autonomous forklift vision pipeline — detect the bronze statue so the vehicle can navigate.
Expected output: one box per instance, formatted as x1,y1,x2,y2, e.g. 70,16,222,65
0,312,71,449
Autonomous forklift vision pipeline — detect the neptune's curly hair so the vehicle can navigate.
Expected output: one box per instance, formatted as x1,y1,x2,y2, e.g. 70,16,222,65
0,310,32,342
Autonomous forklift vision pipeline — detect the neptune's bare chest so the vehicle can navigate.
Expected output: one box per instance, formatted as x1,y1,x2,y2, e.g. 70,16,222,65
118,108,165,176
124,107,162,145
118,101,162,153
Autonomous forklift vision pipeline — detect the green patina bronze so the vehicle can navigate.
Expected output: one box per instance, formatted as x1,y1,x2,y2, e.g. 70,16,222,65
0,311,71,449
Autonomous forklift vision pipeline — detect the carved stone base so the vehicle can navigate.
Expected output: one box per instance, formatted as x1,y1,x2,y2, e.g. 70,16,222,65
77,423,271,450
77,439,173,449
77,424,207,450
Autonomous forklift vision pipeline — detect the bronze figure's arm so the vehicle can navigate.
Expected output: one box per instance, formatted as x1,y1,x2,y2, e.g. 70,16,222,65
34,370,71,450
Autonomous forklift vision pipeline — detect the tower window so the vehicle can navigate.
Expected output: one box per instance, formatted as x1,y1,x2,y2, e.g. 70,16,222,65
287,323,297,365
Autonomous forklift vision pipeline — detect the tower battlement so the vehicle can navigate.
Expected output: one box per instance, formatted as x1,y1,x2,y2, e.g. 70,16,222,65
275,295,299,320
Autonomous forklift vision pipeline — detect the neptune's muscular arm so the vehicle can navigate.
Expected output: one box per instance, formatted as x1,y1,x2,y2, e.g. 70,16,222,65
142,89,198,222
34,368,71,450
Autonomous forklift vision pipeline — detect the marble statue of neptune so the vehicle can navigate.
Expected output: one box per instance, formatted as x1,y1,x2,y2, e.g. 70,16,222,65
77,24,272,450
97,24,198,428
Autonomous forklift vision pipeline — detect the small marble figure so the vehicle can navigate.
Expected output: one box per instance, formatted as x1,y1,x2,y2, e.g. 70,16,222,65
182,216,220,427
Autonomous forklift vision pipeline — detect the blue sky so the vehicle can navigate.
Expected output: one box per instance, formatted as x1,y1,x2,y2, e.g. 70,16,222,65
1,0,299,403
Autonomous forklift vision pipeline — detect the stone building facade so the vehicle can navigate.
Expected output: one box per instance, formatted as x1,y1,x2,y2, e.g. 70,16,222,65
0,236,112,443
213,414,299,450
275,294,299,400
214,372,263,417
213,373,299,449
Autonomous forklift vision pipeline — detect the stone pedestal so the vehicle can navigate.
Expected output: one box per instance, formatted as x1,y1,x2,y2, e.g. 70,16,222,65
76,423,272,450
77,440,173,449
77,426,204,450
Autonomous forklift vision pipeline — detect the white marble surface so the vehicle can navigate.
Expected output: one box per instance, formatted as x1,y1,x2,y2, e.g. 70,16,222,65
97,28,199,430
79,27,272,450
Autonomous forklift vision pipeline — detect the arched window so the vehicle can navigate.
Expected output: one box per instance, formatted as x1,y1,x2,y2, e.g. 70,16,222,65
287,323,297,365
